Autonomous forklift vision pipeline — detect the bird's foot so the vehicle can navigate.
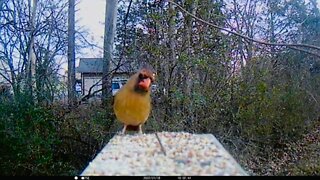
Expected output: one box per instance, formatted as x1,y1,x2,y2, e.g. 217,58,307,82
138,125,143,134
120,125,127,135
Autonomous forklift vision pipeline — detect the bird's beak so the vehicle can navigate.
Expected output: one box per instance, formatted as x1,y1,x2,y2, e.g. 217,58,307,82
138,78,151,91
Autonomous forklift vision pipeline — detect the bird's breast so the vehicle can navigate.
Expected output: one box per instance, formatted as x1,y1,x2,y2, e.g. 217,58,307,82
114,89,151,126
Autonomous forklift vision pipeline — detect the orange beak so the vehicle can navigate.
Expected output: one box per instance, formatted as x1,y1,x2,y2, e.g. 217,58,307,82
138,78,151,91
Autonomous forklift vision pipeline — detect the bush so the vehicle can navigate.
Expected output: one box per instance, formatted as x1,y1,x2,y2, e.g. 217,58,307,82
0,99,115,175
233,59,319,150
0,100,74,175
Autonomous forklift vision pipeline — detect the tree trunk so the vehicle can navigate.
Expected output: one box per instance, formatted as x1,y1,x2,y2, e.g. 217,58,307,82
68,0,76,105
268,0,279,71
102,0,117,104
184,0,198,95
182,0,198,131
163,2,177,125
26,0,37,104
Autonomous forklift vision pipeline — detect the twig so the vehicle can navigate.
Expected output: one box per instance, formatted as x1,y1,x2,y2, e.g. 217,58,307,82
119,0,133,62
79,0,134,104
155,132,167,156
288,46,320,58
78,60,128,103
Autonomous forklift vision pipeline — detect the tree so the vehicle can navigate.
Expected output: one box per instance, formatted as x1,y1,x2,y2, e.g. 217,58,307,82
225,0,262,65
102,0,118,103
0,0,70,103
26,0,38,104
68,0,76,105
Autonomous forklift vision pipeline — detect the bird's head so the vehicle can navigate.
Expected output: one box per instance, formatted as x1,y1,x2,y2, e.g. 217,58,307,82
134,66,156,93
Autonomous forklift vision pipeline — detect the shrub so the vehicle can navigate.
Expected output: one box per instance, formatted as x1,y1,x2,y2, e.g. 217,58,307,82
0,99,114,175
233,59,319,150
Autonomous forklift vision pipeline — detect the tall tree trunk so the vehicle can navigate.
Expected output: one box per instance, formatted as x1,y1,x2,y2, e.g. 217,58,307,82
102,0,117,104
184,0,198,95
26,0,37,104
267,0,279,71
167,1,176,92
267,0,276,56
182,0,198,131
163,2,176,125
68,0,76,105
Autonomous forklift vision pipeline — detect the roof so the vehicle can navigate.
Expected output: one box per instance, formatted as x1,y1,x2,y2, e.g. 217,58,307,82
77,58,134,74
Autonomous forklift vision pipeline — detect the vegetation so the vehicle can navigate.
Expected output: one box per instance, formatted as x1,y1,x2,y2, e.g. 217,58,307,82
0,0,320,176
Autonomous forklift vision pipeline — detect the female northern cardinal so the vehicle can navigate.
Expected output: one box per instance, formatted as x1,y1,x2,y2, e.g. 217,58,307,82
113,66,156,134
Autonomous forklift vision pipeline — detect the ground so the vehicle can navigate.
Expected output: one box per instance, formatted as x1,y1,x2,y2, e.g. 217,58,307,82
243,120,320,176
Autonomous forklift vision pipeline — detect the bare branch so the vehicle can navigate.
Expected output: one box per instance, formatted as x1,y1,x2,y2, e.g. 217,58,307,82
119,0,133,62
168,0,320,55
288,47,320,58
78,59,128,103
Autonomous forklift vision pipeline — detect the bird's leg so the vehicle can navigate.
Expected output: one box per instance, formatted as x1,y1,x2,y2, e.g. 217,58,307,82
121,125,127,135
138,124,143,134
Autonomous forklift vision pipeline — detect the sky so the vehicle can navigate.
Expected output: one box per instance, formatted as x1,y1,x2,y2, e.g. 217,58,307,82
74,0,320,65
76,0,106,60
58,0,106,76
70,0,320,74
76,0,320,57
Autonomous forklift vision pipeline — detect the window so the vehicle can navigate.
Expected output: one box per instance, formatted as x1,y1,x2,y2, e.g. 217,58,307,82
112,82,120,90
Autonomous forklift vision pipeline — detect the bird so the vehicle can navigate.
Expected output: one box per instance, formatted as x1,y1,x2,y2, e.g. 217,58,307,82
113,65,156,134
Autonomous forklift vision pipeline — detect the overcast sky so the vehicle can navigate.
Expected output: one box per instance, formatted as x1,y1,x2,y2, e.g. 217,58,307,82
75,0,320,62
76,0,106,59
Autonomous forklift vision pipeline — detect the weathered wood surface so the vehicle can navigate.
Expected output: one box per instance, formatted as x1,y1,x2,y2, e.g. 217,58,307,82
81,132,248,176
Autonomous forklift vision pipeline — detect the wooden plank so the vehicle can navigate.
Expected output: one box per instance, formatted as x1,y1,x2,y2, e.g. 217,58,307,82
201,134,248,175
80,132,248,176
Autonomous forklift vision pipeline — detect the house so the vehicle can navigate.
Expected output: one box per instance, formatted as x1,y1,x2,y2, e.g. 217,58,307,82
76,58,134,96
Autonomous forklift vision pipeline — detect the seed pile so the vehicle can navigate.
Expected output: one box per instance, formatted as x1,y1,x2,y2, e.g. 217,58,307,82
81,132,248,176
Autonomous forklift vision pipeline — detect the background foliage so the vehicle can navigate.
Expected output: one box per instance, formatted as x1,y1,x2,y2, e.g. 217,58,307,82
0,0,320,175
